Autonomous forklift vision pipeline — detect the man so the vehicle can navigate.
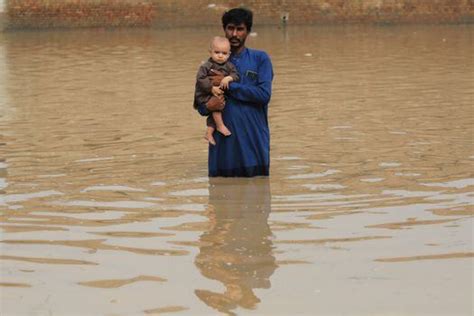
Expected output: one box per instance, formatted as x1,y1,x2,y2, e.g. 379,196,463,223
195,7,274,177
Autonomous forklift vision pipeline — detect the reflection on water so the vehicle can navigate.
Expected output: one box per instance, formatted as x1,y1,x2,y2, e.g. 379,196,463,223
195,178,276,315
0,25,473,315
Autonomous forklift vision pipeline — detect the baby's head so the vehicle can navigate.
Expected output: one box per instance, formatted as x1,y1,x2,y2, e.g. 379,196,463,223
209,36,231,65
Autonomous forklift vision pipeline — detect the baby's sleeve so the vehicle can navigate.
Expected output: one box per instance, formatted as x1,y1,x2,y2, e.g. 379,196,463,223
227,62,240,82
196,64,213,92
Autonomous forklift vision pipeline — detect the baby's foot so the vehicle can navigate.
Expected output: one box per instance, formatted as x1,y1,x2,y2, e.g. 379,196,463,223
204,132,216,146
216,125,232,137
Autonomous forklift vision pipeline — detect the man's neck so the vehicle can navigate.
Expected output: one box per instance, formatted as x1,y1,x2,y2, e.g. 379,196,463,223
232,46,246,56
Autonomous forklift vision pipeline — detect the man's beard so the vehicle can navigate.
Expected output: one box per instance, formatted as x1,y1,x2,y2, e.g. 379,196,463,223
229,38,243,49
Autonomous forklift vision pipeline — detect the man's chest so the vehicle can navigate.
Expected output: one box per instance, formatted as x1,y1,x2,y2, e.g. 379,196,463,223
232,56,259,85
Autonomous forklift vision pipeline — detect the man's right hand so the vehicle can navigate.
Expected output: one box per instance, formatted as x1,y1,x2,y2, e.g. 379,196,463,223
206,95,225,111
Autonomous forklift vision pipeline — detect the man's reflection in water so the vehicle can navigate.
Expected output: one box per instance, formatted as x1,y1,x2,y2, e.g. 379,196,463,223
195,178,277,315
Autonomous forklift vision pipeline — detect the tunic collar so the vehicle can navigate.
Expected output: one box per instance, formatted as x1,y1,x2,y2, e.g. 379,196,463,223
231,47,247,59
230,47,247,66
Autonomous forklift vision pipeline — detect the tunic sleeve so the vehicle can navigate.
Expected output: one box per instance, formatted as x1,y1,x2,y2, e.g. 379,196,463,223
196,102,210,116
228,52,273,105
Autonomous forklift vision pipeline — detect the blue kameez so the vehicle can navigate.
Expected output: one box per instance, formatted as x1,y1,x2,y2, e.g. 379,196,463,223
197,48,274,177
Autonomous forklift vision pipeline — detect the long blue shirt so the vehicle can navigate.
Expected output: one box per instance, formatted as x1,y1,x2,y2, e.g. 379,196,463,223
197,48,274,177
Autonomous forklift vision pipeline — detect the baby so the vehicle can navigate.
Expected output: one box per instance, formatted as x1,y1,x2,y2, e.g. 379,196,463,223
194,36,239,145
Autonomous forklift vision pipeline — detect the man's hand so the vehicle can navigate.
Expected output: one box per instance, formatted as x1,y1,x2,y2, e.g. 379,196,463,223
206,95,225,111
209,69,225,86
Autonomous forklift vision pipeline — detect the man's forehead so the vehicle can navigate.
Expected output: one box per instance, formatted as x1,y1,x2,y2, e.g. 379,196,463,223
226,23,247,29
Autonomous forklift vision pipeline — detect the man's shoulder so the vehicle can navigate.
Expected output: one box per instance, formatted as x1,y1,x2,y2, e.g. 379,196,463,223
223,61,237,70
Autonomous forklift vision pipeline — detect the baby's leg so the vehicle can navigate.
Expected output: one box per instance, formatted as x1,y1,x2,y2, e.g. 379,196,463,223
205,126,216,145
205,116,216,145
212,111,231,136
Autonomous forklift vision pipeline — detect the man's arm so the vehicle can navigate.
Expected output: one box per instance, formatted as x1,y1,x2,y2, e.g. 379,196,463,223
228,52,273,105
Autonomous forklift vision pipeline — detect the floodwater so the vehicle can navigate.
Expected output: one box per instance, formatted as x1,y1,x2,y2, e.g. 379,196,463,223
0,24,473,315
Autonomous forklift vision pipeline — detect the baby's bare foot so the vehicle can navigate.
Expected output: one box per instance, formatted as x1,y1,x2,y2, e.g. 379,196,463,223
204,132,216,146
216,125,232,137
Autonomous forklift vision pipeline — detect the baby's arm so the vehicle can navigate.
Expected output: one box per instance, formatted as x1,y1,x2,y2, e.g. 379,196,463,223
196,64,213,93
227,62,240,83
220,62,239,90
211,85,224,97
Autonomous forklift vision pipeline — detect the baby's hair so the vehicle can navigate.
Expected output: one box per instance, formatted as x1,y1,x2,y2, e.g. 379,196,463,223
210,36,230,50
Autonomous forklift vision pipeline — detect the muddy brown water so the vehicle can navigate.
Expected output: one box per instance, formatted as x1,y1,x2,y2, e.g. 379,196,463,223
0,25,473,315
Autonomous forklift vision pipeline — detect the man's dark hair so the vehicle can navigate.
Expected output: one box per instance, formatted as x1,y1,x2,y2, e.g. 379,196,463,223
222,7,253,32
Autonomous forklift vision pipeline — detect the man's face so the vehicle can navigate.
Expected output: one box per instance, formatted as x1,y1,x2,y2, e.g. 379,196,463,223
224,23,249,51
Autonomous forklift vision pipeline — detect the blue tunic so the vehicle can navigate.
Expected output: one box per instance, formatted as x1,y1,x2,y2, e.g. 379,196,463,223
197,48,274,177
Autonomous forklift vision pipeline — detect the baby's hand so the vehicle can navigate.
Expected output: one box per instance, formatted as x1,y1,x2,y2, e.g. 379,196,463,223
211,86,223,97
220,76,234,90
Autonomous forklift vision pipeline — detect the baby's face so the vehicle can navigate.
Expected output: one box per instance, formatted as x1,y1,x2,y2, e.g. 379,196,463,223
210,41,231,64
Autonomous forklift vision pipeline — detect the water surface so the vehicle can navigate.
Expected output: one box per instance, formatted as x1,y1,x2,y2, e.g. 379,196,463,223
1,25,473,315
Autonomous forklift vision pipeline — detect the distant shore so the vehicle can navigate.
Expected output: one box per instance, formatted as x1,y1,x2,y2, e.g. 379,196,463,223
1,0,473,31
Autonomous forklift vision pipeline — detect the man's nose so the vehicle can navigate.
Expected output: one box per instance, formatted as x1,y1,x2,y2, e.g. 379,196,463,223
232,29,238,36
